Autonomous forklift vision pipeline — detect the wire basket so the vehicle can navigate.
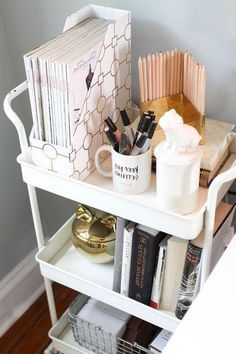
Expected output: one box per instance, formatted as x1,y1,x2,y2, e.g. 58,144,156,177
68,294,153,354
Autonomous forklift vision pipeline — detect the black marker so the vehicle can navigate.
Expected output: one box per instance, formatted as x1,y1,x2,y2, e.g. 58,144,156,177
130,132,148,156
120,109,135,146
144,115,151,131
104,126,119,152
104,116,121,141
132,113,148,147
144,114,156,134
149,114,156,123
141,121,157,153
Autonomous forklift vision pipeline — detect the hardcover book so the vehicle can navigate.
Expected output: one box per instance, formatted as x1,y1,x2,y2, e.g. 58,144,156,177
198,119,234,187
150,235,169,309
199,148,230,187
175,241,202,320
112,217,128,293
128,224,165,305
26,5,131,181
200,119,234,171
120,221,136,296
122,316,161,350
159,236,188,312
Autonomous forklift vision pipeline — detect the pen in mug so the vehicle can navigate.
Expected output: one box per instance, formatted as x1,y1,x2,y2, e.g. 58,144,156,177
132,114,149,147
149,114,156,123
146,115,155,132
130,132,148,156
120,109,135,147
144,115,151,131
104,116,121,141
104,126,119,152
119,133,131,155
141,111,155,132
140,121,157,153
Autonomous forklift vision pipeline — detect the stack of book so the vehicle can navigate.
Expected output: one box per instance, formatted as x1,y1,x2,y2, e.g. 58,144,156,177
199,118,235,187
23,5,131,181
112,202,235,317
150,117,235,188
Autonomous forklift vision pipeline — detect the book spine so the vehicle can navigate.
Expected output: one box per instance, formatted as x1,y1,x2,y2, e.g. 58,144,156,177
23,56,39,139
128,229,158,305
62,63,70,147
38,57,51,143
112,217,126,293
150,245,166,309
32,56,45,141
120,225,134,296
54,62,63,147
199,168,209,187
175,241,202,319
47,60,56,145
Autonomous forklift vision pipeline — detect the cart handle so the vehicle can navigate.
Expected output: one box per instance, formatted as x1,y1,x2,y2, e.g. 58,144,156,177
3,81,28,154
201,155,236,285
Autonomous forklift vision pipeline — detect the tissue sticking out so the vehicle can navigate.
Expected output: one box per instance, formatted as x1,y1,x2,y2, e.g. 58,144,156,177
158,109,201,152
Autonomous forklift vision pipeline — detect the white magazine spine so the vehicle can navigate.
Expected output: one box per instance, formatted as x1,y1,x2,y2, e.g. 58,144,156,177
120,224,134,296
150,243,167,309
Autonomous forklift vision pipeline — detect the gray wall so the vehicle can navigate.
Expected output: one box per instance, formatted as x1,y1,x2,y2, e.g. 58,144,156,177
0,10,36,280
0,0,235,279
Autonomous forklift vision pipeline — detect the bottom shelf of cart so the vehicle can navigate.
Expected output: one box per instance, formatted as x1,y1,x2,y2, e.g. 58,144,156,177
49,310,94,354
36,214,180,332
49,309,161,354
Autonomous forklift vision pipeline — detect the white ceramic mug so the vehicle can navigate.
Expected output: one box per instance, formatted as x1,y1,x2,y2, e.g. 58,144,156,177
95,145,152,194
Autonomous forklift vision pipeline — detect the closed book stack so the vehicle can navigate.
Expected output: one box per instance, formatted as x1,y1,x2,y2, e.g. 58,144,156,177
199,119,234,187
24,5,131,180
128,224,165,305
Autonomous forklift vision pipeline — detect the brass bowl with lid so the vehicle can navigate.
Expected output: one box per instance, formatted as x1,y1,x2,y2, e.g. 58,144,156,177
72,204,116,263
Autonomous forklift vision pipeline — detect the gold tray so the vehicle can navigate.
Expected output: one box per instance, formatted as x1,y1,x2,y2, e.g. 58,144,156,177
140,93,205,146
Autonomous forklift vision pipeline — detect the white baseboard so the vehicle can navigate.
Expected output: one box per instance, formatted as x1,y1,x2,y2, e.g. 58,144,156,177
0,248,45,336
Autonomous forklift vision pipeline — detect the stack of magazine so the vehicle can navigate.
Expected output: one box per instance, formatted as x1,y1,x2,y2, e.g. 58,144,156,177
23,5,131,181
24,17,112,147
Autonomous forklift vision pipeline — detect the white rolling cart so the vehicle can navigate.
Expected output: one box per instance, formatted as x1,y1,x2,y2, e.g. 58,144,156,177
4,81,236,354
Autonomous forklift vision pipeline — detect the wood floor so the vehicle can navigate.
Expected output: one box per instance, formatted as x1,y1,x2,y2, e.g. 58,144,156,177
0,283,77,354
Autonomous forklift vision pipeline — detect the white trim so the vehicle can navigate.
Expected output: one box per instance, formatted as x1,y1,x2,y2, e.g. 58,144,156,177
0,247,44,336
44,342,54,354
